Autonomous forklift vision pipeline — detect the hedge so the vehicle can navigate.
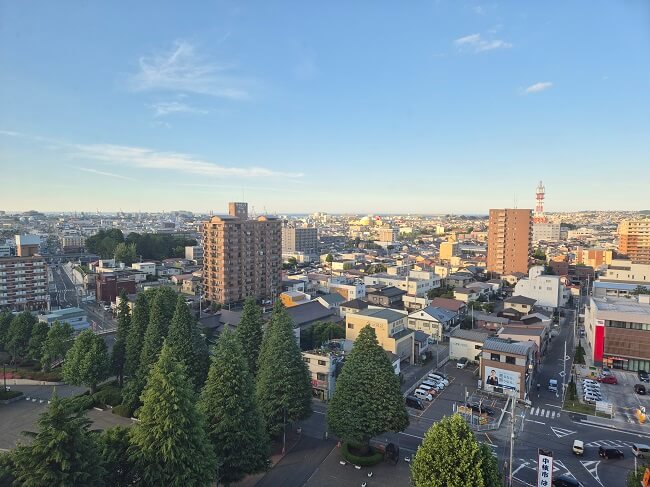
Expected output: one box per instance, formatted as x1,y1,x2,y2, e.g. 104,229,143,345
341,442,384,467
0,390,23,400
92,386,122,407
60,394,94,413
111,404,132,418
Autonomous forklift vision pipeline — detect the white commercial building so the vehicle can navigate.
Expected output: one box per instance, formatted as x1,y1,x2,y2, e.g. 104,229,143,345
131,262,157,276
364,270,441,297
513,266,568,311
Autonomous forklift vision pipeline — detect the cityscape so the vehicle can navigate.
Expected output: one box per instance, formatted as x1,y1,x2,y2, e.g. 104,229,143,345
2,2,650,487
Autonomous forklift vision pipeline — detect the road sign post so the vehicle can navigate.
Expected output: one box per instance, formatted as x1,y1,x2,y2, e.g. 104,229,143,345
537,448,553,487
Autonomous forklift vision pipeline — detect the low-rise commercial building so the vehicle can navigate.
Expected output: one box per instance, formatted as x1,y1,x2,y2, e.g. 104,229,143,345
96,271,137,304
449,328,490,363
585,295,650,371
302,348,344,401
39,307,89,331
513,266,568,311
481,337,537,400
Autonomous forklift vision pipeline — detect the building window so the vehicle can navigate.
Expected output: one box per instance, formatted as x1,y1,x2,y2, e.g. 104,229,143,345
316,372,328,381
475,345,482,350
490,353,501,362
303,358,310,364
505,356,516,365
318,360,326,366
347,323,354,329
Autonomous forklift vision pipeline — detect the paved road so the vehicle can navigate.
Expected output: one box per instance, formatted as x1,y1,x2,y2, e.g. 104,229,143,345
256,436,336,487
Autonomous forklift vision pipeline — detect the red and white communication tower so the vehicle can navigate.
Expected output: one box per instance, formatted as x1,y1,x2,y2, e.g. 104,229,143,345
533,181,548,223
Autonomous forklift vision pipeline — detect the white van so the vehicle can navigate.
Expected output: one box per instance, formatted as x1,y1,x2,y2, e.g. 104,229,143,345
572,440,584,455
583,392,602,403
418,383,435,393
422,380,443,391
413,389,434,401
428,374,449,386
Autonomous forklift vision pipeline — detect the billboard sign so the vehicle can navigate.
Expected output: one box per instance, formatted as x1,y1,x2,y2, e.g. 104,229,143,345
537,449,553,487
484,366,520,392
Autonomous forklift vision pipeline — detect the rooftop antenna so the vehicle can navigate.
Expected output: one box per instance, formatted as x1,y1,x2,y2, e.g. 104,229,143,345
513,194,517,209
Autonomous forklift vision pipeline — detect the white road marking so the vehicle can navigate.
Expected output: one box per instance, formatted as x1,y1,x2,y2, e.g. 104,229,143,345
550,427,576,438
545,409,551,418
580,460,604,487
525,419,546,425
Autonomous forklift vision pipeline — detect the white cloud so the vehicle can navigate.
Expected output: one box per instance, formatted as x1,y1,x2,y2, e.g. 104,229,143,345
70,143,303,179
77,167,135,181
524,81,553,94
129,40,251,99
454,33,512,52
151,101,208,117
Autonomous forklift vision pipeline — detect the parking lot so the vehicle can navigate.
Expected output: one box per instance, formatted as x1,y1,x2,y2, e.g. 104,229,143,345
576,367,650,424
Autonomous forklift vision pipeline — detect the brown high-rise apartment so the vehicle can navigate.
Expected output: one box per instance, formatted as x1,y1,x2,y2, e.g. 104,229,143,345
487,209,532,276
618,219,650,264
203,202,282,305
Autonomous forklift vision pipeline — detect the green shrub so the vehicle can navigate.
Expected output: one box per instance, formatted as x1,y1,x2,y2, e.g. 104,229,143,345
93,386,122,407
111,404,132,418
60,394,94,412
341,442,384,466
0,390,23,400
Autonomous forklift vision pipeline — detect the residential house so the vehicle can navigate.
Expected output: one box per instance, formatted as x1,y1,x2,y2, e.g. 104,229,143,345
430,297,467,325
513,266,568,311
503,295,537,315
303,347,345,401
339,298,369,318
446,272,474,288
453,287,479,303
346,308,414,364
367,286,406,308
315,293,346,316
406,305,457,342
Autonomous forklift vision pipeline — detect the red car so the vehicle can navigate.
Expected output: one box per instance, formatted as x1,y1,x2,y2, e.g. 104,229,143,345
598,375,618,384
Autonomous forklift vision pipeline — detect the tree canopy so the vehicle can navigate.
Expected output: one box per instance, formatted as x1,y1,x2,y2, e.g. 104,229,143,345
327,325,409,448
112,289,131,386
63,329,109,394
129,342,216,486
41,320,74,372
256,301,312,437
235,297,264,376
411,414,500,487
11,394,106,486
199,329,269,485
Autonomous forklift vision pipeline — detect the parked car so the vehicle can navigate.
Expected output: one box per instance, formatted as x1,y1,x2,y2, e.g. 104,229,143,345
632,444,650,458
430,372,448,381
572,440,584,456
413,389,434,402
552,475,583,487
583,393,602,404
599,446,624,459
405,396,424,410
598,375,618,384
456,357,468,369
428,373,449,386
634,384,647,395
422,380,443,391
583,378,598,386
601,367,612,376
638,370,650,383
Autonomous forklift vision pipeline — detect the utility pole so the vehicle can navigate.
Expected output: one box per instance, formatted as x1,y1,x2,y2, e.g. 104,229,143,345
562,340,567,403
508,391,516,487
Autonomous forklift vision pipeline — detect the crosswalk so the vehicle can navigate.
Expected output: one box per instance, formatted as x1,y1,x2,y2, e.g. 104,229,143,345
529,407,561,420
586,439,634,448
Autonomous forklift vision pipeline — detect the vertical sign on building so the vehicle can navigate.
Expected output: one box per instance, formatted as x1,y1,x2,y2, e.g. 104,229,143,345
537,448,553,487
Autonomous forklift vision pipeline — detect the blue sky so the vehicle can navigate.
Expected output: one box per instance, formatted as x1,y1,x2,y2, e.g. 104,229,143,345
1,1,649,214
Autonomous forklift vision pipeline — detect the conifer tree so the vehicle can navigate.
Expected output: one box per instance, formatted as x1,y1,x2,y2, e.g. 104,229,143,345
199,329,269,485
12,395,106,486
139,287,176,371
63,329,109,394
112,289,131,387
124,292,149,379
41,320,74,372
129,342,216,486
256,301,312,437
98,426,134,487
327,325,409,452
235,297,264,376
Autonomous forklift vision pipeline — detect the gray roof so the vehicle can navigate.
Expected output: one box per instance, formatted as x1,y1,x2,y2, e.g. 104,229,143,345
286,301,337,328
499,326,545,337
418,305,456,323
505,295,537,305
356,308,406,323
450,328,490,343
341,298,369,310
414,330,430,343
318,293,346,306
368,286,406,298
430,297,466,312
483,337,535,356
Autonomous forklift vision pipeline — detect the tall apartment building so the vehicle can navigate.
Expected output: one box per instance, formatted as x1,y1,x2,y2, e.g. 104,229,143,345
282,224,318,254
532,222,561,243
0,236,49,311
203,202,281,305
487,209,532,276
377,227,398,243
618,219,650,264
